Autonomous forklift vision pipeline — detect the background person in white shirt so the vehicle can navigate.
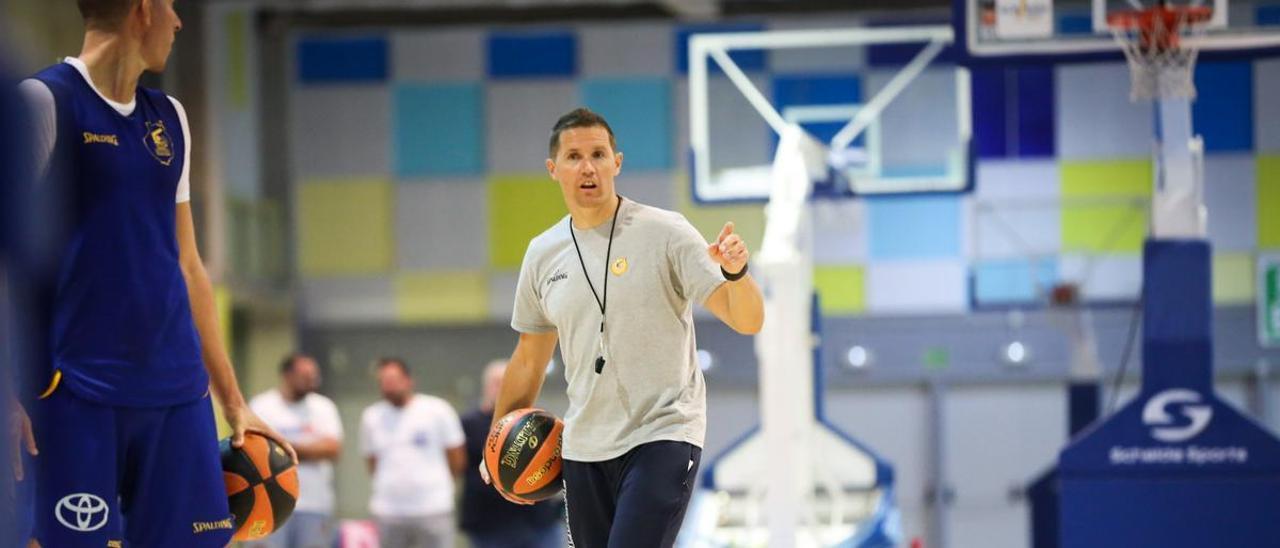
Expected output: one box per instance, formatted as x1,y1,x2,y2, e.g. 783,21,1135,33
248,353,344,548
360,357,466,548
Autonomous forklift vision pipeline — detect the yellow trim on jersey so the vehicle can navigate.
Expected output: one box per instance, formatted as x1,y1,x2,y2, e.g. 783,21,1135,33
37,370,62,400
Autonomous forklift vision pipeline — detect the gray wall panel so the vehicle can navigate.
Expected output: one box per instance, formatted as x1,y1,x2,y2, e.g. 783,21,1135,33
291,86,391,178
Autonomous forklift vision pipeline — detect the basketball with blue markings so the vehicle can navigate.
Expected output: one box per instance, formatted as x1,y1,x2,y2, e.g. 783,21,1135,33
220,432,298,540
485,408,564,503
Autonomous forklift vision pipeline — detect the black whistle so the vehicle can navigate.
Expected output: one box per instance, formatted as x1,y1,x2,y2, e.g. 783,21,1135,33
595,356,606,374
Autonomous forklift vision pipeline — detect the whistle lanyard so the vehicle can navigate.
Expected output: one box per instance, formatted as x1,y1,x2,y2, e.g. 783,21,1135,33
568,196,622,374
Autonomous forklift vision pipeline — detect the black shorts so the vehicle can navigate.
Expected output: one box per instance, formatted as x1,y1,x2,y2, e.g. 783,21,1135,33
562,441,702,548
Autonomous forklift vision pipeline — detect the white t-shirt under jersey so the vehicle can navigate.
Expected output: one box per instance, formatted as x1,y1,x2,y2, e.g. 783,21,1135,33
360,394,465,518
249,389,344,515
20,57,191,203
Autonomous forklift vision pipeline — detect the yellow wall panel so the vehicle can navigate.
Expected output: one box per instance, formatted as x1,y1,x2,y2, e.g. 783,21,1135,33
395,271,489,324
490,175,568,269
1212,252,1255,305
1060,160,1152,253
297,179,394,275
814,265,866,315
1259,156,1280,249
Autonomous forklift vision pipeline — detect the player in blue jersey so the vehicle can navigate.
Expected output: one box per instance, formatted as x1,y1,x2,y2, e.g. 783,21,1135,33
18,1,295,546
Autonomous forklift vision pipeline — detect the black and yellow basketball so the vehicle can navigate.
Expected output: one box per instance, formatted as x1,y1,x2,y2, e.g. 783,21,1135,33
219,432,298,540
484,408,564,503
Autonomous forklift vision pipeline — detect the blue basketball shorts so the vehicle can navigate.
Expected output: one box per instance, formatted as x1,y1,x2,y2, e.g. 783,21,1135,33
31,384,233,547
562,440,702,548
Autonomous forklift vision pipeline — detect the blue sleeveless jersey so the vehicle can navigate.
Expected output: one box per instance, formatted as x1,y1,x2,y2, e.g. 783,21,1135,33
33,63,208,407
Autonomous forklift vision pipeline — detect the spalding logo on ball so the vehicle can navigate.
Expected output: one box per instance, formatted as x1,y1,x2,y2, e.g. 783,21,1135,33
220,432,298,540
485,408,564,503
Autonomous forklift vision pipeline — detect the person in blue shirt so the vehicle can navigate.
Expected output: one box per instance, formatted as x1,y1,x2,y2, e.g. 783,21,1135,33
18,1,294,546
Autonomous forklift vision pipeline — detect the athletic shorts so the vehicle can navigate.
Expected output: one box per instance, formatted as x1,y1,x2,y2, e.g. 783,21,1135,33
32,384,233,547
562,440,702,548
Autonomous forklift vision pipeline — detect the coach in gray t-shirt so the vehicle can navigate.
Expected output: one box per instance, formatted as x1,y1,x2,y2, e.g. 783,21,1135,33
481,108,764,548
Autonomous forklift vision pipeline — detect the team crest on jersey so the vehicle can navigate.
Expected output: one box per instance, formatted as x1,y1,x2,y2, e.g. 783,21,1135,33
611,257,628,276
143,119,174,166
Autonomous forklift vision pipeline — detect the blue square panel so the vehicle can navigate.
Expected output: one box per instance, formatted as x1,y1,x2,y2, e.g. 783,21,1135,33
973,259,1058,305
1193,62,1253,152
580,78,672,171
1058,14,1094,35
973,66,1055,159
1016,66,1055,157
972,66,1010,159
1260,5,1280,25
297,35,389,84
487,31,577,79
773,74,863,146
675,23,767,74
395,83,485,177
867,195,963,259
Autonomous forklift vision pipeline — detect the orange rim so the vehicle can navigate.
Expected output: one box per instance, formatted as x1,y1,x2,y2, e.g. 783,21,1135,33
1106,5,1213,30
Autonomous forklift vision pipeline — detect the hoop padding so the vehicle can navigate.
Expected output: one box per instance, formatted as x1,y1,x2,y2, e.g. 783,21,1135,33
1107,6,1213,100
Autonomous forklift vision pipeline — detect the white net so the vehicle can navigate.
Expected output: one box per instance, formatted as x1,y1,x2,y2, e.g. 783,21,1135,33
1108,7,1211,100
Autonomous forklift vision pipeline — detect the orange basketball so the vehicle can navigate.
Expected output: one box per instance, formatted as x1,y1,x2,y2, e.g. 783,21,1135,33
484,408,564,503
219,432,298,540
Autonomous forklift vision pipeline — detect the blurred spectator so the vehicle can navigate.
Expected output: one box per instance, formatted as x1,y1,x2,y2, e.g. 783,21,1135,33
459,360,564,548
360,357,465,548
249,353,343,548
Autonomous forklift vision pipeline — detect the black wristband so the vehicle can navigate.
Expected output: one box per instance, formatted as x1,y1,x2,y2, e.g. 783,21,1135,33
721,262,748,281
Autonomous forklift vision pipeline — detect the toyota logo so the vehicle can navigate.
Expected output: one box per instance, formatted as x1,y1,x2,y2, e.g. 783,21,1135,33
56,493,109,532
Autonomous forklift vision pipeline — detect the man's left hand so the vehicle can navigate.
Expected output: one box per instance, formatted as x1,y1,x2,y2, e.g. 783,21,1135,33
707,221,749,276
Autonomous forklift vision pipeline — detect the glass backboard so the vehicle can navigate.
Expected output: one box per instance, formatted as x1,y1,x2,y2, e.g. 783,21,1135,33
956,0,1280,62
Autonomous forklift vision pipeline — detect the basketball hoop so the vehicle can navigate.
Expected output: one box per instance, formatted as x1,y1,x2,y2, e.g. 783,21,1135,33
1107,4,1213,100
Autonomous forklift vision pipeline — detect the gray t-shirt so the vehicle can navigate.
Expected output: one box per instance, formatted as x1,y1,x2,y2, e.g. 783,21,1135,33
512,198,725,461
